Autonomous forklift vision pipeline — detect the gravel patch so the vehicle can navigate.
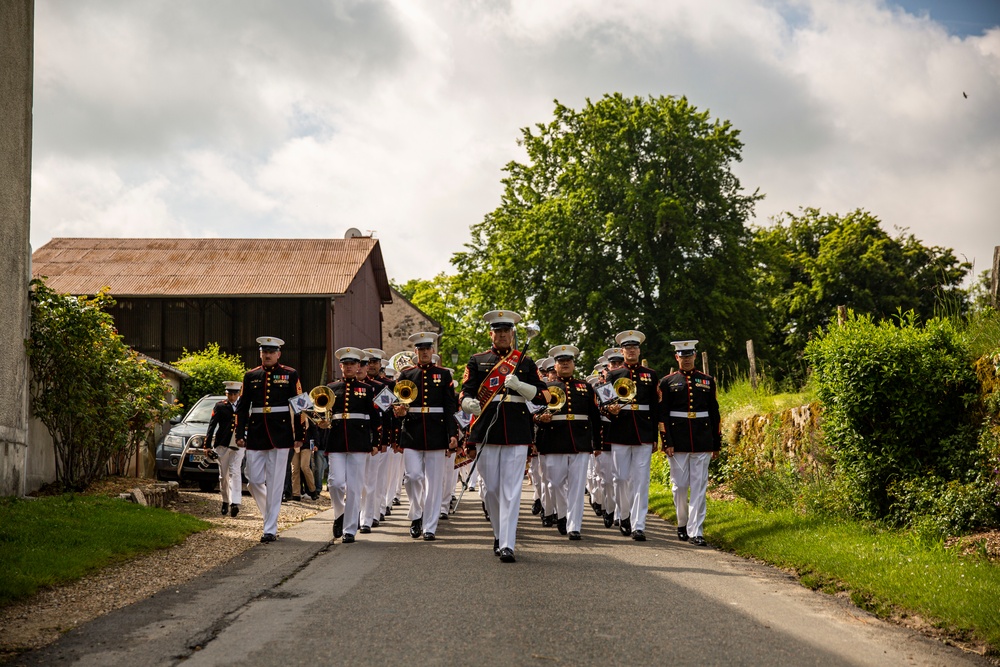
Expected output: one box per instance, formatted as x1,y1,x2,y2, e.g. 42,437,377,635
0,479,327,662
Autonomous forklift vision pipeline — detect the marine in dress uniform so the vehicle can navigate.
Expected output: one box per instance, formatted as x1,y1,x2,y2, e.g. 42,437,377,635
532,345,602,540
234,336,305,543
531,356,556,521
592,347,624,528
205,381,244,517
362,348,394,530
393,332,459,540
601,330,660,541
460,310,549,563
658,340,721,547
323,347,382,543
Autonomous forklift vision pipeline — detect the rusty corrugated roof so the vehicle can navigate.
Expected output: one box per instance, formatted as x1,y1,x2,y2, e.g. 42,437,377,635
31,238,393,303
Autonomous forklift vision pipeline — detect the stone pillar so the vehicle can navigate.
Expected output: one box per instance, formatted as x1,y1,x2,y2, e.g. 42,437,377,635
0,0,34,496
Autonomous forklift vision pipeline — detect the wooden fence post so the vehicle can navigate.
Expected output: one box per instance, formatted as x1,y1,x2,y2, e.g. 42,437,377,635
837,305,847,325
991,246,1000,310
746,339,757,391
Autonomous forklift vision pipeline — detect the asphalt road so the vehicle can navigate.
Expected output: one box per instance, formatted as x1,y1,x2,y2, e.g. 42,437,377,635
13,482,990,667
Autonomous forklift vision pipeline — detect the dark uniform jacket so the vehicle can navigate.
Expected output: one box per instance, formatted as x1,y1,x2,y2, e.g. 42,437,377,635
658,370,722,453
461,347,548,446
601,364,660,446
534,378,602,455
323,377,381,454
365,374,393,448
204,399,238,449
234,364,305,450
398,364,458,450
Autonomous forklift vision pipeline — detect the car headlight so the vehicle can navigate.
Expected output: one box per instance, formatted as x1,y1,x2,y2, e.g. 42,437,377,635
188,434,206,449
164,435,185,450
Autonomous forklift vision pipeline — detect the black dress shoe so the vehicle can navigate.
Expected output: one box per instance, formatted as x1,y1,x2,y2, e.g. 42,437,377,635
379,513,385,522
292,495,301,501
310,491,320,500
230,504,239,517
260,533,277,543
593,503,603,516
409,519,422,539
603,510,614,529
221,502,229,516
677,526,689,541
359,525,371,534
690,536,708,546
439,512,449,521
620,516,632,536
557,517,568,536
333,515,344,539
613,518,620,527
342,533,355,543
493,539,501,556
385,506,392,516
371,519,380,528
632,530,646,541
568,531,581,540
422,532,436,541
498,547,516,563
531,498,543,515
542,514,554,528
392,497,401,506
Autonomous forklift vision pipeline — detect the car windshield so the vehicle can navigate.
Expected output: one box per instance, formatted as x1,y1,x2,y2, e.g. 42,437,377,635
184,398,220,423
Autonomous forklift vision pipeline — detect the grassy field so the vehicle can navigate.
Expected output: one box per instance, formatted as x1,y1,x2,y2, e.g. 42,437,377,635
649,483,1000,652
0,494,209,606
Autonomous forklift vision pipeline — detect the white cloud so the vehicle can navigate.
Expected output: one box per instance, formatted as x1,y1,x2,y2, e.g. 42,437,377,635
29,0,1000,281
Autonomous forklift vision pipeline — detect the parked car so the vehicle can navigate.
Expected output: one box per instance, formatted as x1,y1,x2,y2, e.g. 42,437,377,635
155,394,245,492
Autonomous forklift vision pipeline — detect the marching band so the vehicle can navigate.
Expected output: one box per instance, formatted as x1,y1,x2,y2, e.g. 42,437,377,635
220,311,722,560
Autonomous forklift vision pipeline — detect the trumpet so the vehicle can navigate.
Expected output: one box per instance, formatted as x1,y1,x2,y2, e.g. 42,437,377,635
547,385,566,412
393,379,418,405
612,377,637,403
303,385,336,427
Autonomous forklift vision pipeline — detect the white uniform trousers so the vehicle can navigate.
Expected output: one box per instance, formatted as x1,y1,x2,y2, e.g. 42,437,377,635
670,452,712,537
537,455,553,514
361,449,388,528
595,452,616,515
586,455,597,499
543,452,590,533
479,445,529,551
373,447,393,517
611,443,653,532
215,446,244,506
386,450,405,506
327,452,368,537
529,456,543,501
403,449,447,535
441,459,459,515
246,448,289,536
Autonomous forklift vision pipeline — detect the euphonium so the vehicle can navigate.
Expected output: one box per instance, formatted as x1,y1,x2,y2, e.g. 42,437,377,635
613,377,637,402
547,385,566,412
388,351,416,374
304,385,336,426
393,379,418,404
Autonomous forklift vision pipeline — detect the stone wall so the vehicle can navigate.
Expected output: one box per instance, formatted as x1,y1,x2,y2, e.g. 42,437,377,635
0,1,33,497
381,287,442,358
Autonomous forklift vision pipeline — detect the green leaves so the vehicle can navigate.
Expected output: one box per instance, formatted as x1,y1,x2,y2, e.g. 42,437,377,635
173,343,247,410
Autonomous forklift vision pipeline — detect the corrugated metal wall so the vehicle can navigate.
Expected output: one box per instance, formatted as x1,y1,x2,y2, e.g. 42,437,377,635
331,259,383,379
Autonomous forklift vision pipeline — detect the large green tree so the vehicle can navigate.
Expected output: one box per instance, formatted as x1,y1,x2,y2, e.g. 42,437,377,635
393,274,486,372
452,93,763,373
753,208,971,383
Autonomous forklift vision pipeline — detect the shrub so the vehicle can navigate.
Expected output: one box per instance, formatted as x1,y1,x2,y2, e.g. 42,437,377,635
173,343,247,410
805,311,980,521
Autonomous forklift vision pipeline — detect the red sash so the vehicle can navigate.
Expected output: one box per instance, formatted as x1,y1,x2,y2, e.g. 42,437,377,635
470,349,522,429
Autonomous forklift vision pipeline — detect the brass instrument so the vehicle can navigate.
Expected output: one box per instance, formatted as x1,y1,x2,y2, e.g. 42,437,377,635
547,385,566,412
393,379,418,405
613,377,637,403
388,351,416,374
303,385,336,427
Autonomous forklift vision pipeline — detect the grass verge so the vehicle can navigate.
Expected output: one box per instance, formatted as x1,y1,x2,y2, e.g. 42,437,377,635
648,483,1000,652
0,494,210,607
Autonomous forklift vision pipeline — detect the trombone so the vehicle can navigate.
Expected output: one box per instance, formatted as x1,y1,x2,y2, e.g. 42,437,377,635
304,385,336,427
612,377,637,403
546,385,566,412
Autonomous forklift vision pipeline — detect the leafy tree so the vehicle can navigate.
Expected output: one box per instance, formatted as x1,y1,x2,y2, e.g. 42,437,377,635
26,279,180,490
392,274,486,371
452,93,764,373
753,208,970,384
173,343,247,411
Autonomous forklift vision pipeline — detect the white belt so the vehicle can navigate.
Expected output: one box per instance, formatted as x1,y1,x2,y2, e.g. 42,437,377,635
625,404,650,411
550,414,581,421
331,413,370,421
491,395,526,404
669,410,709,418
250,406,289,414
408,407,444,414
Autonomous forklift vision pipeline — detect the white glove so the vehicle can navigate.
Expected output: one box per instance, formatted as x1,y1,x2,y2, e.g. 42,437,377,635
461,396,482,416
504,373,537,400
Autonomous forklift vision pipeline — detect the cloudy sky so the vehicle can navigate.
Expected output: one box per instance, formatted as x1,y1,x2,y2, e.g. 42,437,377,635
30,0,1000,284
